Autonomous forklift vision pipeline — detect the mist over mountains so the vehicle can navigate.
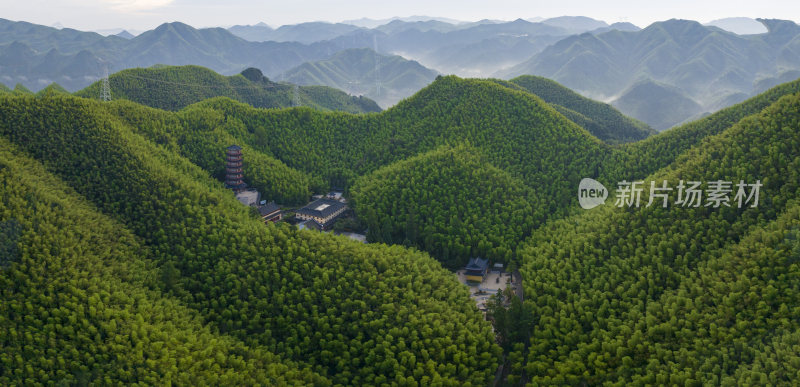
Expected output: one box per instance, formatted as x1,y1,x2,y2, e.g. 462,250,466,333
1,16,799,129
500,18,800,129
277,48,438,107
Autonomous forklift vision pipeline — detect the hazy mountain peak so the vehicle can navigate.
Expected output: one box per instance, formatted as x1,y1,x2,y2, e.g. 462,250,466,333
151,21,195,35
607,22,640,31
115,30,135,39
705,17,768,35
542,16,608,33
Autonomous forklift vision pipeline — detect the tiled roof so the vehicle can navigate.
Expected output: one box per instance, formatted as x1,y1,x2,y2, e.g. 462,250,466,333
296,198,346,218
259,202,281,216
465,257,489,271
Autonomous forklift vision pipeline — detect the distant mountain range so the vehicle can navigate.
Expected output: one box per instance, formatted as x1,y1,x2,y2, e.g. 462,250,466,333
277,48,438,107
228,22,362,44
0,18,342,91
2,16,800,127
500,18,800,130
314,17,629,77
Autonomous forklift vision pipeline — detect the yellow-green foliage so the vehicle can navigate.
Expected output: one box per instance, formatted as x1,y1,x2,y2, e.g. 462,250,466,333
352,144,536,268
0,94,501,385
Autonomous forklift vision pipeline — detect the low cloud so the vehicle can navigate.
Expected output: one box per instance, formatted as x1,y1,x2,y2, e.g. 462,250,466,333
92,0,174,12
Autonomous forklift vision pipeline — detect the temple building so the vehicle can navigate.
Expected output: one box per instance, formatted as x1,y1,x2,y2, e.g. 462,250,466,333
259,201,282,223
295,198,347,230
464,257,489,283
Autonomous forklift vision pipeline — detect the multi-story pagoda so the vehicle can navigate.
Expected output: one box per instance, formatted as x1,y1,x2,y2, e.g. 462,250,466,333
224,145,246,191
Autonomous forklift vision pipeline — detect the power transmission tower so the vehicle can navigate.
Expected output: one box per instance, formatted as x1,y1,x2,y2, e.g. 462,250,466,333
101,64,111,102
373,35,381,97
292,84,301,107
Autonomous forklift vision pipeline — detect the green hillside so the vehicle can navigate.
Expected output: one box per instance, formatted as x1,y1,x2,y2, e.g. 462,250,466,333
0,93,501,385
509,75,655,143
123,75,624,267
75,65,381,113
181,75,619,222
12,84,33,96
607,77,800,183
278,48,439,108
35,82,69,97
351,144,536,268
102,99,321,205
504,91,800,384
4,67,800,385
0,137,324,385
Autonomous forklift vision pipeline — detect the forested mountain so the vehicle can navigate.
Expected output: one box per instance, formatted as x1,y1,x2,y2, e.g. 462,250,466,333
75,65,381,113
501,18,800,130
609,77,800,182
0,93,501,384
81,73,630,267
0,136,325,385
508,75,655,143
351,145,536,268
278,48,438,107
3,39,800,383
178,75,617,221
504,89,800,385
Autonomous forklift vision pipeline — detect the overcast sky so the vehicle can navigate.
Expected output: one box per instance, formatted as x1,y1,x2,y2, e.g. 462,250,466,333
1,0,799,32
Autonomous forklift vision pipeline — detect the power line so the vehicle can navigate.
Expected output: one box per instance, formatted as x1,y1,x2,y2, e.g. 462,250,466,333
113,72,284,90
292,84,301,107
373,35,381,97
101,64,111,102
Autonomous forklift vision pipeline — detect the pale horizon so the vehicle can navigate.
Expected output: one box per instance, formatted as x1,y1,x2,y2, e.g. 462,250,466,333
1,0,798,33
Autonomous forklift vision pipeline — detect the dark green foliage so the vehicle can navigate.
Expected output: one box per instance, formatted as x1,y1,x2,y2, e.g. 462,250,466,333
0,218,21,268
101,99,319,205
351,145,536,268
0,93,500,385
486,288,534,352
240,67,266,83
75,65,381,113
509,92,800,385
4,64,800,386
607,77,800,183
129,75,624,267
509,75,655,143
192,76,618,216
0,138,325,385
